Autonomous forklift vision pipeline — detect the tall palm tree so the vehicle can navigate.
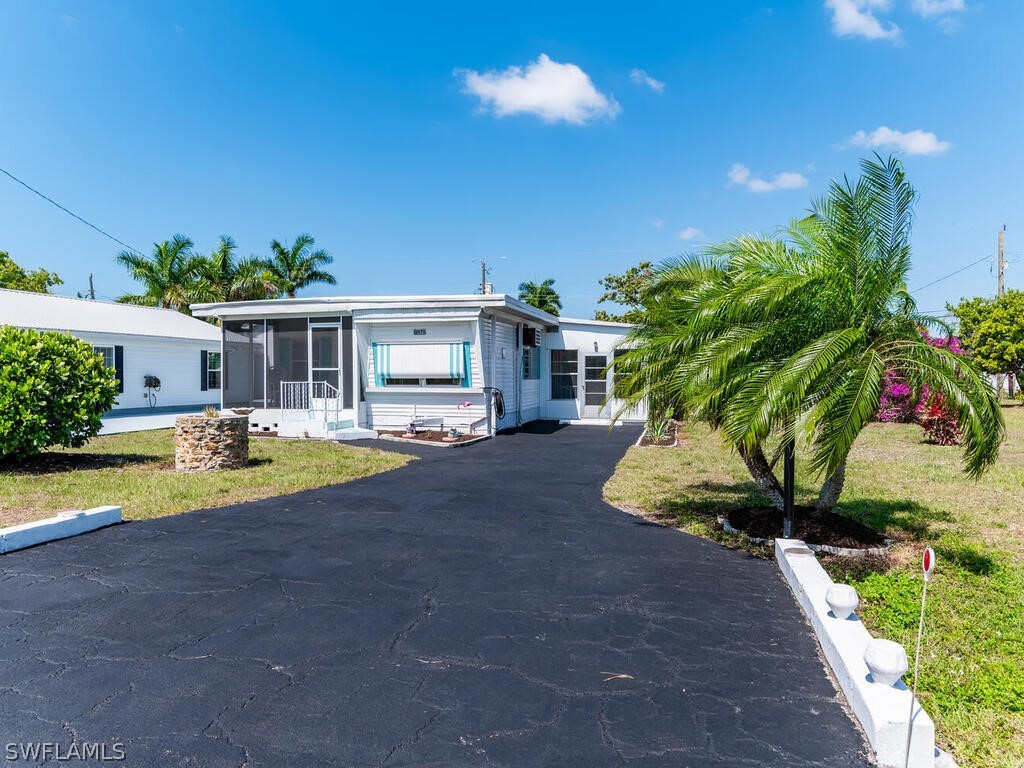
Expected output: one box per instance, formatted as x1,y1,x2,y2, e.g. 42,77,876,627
264,234,336,298
517,279,562,316
195,236,281,302
115,235,205,312
613,156,1003,522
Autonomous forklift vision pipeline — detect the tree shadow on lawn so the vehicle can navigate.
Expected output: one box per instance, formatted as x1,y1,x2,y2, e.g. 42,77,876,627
654,480,951,541
0,452,163,475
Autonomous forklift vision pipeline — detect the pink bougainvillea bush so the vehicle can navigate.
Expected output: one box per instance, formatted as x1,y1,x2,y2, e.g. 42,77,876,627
877,371,916,422
876,333,964,444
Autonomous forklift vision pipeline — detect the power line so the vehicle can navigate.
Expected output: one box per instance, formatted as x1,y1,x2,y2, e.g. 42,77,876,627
911,255,991,292
0,165,144,255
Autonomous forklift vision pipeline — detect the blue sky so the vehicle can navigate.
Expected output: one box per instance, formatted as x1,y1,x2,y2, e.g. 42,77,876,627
1,0,1021,318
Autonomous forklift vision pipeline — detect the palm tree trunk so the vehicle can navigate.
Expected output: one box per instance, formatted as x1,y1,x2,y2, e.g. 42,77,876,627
738,444,785,511
813,461,847,518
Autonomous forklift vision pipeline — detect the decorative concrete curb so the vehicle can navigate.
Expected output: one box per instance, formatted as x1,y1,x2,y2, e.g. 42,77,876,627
377,434,491,449
0,506,122,555
718,516,889,557
775,538,939,768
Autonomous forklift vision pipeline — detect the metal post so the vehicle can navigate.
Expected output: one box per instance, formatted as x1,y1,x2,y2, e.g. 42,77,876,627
783,440,795,538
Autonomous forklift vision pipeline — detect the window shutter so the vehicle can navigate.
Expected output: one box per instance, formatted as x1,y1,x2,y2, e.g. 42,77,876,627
114,346,124,394
200,350,209,391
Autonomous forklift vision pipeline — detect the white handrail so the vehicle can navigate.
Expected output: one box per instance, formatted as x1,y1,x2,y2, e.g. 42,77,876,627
280,380,341,426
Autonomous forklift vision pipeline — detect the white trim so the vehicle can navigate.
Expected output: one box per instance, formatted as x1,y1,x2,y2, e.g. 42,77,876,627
191,293,557,325
0,506,122,554
775,538,935,768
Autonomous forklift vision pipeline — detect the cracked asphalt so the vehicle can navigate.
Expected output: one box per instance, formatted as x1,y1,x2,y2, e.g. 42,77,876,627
0,423,872,767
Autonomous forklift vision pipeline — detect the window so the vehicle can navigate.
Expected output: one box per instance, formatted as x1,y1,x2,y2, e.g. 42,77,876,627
522,347,539,380
372,342,471,387
93,345,114,369
550,350,578,400
613,348,629,386
207,351,222,390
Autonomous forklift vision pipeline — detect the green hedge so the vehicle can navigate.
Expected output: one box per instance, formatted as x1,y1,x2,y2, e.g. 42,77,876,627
0,327,118,459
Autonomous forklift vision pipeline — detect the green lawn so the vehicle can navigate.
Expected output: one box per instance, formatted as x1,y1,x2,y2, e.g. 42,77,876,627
0,429,412,527
605,408,1024,768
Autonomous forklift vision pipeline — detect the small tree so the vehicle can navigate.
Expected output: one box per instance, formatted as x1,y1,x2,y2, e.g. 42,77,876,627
264,234,336,298
517,279,562,315
0,328,118,459
0,251,62,293
948,291,1024,396
116,235,205,312
594,261,655,323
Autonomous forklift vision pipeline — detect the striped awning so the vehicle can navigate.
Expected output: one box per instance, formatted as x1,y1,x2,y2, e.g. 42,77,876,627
373,342,466,380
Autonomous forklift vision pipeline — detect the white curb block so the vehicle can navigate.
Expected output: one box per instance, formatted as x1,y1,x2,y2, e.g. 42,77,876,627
775,538,936,768
0,506,122,554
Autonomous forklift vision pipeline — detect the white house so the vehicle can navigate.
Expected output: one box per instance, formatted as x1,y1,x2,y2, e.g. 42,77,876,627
190,293,645,438
0,288,222,413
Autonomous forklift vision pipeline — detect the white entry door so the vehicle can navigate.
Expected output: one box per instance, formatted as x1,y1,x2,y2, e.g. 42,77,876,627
583,354,608,418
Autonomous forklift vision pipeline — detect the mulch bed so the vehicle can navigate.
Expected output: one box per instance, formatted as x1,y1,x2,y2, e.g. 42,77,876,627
249,431,279,438
378,430,481,444
724,505,887,549
638,423,680,447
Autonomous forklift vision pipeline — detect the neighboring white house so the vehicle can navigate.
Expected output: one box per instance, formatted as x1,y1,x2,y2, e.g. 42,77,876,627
190,293,646,438
0,288,222,413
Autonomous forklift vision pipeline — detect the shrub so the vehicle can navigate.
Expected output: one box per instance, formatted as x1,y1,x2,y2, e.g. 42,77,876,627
877,371,916,422
0,327,119,459
876,333,964,443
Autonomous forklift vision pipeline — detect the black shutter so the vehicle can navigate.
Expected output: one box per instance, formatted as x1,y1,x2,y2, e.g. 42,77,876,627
114,346,124,393
200,350,209,391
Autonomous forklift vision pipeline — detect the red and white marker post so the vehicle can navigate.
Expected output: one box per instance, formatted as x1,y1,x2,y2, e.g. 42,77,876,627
905,546,935,768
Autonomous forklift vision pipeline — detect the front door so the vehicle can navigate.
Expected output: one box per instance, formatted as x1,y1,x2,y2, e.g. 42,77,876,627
583,354,608,418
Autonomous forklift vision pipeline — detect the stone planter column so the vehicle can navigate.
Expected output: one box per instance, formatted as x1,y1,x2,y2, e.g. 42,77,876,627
175,416,249,472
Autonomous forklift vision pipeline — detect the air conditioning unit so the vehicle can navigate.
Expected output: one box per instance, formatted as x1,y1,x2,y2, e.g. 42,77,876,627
522,327,541,347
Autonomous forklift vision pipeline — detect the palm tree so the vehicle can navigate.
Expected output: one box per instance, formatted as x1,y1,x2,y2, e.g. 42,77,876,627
517,279,562,316
613,156,1003,525
115,235,206,312
195,236,282,302
264,234,336,298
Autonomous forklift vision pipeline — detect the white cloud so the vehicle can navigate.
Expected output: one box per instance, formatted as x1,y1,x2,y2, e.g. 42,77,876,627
677,227,704,241
727,163,809,193
824,0,902,41
629,68,665,93
848,126,951,155
457,54,620,125
650,217,665,229
911,0,966,18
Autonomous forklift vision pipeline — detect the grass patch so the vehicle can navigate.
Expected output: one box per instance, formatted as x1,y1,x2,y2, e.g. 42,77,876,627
604,409,1024,767
0,429,412,526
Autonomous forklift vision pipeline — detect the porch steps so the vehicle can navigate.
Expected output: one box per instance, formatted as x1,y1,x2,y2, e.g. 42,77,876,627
329,426,378,441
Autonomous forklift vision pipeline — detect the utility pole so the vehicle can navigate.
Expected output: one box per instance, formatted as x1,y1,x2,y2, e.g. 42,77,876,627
88,273,95,300
998,227,1014,397
478,260,492,294
998,226,1005,298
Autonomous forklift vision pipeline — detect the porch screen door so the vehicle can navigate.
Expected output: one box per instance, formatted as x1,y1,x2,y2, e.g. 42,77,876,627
311,326,340,393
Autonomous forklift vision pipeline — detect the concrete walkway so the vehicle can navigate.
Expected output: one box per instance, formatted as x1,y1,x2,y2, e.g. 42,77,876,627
0,424,871,767
100,408,203,435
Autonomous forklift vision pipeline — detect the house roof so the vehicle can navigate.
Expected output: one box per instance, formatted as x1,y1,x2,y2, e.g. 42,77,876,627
0,288,222,341
190,293,560,325
556,316,634,329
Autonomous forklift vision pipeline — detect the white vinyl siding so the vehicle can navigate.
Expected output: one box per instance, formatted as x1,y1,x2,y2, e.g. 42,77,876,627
71,332,218,411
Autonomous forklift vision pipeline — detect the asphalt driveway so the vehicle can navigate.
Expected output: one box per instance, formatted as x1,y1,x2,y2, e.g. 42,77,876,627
0,424,871,767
